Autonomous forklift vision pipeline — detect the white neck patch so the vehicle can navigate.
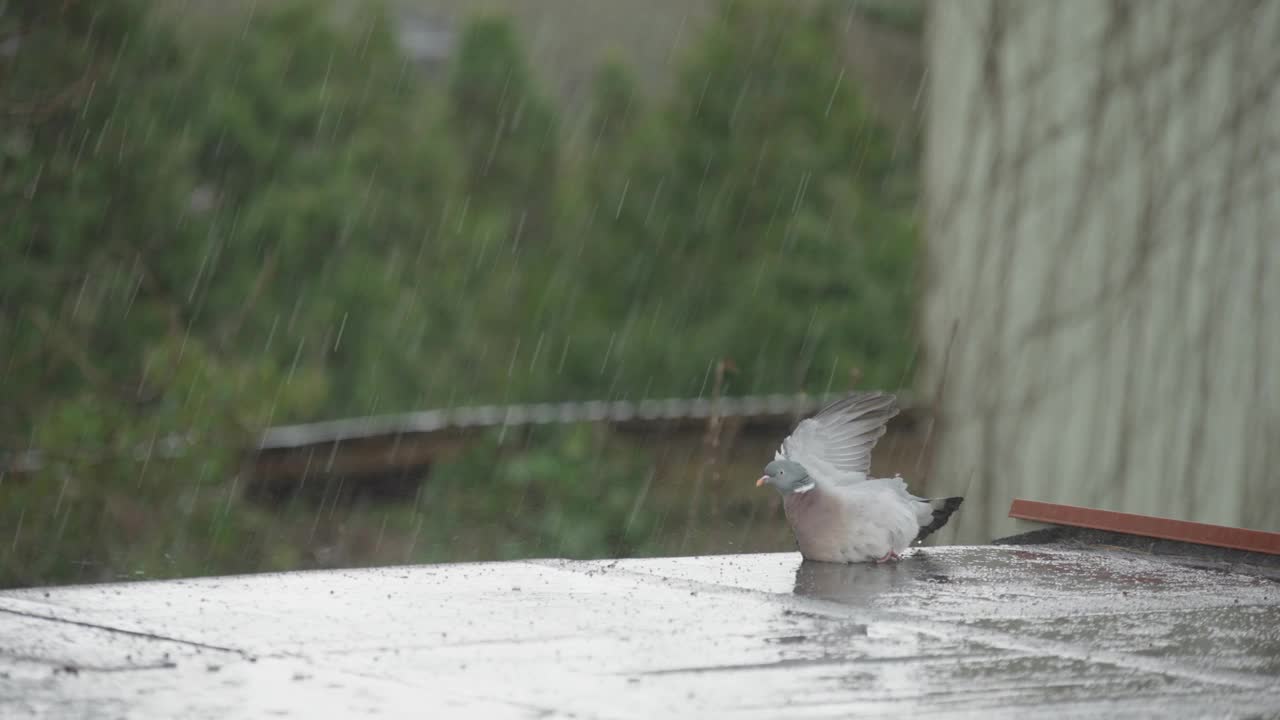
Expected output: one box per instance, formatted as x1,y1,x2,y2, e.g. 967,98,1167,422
792,482,816,494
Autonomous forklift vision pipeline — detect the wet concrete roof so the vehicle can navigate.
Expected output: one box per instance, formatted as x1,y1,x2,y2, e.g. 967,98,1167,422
2,545,1278,718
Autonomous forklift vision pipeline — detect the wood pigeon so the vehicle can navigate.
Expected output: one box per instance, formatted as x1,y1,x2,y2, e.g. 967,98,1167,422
757,391,963,563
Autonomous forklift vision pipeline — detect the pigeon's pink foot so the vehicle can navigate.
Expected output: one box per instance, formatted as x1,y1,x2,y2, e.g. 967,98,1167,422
875,551,900,564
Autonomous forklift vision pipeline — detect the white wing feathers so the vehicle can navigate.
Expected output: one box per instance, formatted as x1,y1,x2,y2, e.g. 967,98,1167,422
777,392,899,482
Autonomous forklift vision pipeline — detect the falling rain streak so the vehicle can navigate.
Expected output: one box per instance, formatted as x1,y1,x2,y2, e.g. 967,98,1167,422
2,0,926,588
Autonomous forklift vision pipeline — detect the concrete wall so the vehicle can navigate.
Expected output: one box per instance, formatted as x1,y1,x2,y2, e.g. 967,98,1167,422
921,1,1280,543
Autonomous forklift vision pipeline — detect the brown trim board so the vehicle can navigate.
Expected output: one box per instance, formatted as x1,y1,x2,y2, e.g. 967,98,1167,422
1008,499,1280,556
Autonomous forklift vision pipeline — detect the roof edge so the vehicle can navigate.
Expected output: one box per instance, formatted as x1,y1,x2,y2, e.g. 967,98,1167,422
1008,499,1280,556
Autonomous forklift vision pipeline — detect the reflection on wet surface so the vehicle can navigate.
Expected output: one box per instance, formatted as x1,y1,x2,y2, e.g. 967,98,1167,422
2,545,1278,718
792,554,952,605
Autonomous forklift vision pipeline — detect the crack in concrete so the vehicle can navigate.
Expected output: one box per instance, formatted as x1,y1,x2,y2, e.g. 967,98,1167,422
0,604,252,660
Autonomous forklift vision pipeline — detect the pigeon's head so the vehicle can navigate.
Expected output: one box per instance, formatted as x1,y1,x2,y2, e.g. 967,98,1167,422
756,459,814,495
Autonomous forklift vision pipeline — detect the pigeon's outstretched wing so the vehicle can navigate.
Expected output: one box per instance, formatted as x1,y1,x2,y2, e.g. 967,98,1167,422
777,391,899,482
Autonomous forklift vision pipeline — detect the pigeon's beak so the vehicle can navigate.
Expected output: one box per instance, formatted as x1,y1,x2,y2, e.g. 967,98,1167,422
755,475,769,488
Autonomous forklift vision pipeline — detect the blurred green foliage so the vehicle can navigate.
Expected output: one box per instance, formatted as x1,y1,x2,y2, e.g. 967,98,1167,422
0,0,916,587
420,426,662,561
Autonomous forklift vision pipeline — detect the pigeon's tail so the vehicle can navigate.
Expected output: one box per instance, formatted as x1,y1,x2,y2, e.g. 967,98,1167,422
915,496,964,542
